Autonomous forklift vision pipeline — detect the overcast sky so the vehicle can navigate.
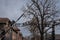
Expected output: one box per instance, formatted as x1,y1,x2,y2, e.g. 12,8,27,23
0,0,28,20
0,0,60,37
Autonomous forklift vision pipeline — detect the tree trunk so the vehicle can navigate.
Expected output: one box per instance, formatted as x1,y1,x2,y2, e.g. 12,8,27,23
41,17,44,40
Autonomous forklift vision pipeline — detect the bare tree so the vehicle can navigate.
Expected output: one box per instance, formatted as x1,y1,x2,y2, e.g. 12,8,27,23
22,0,60,40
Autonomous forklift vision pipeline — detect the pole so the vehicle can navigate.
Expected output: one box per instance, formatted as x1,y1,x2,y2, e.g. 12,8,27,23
9,28,12,40
52,21,55,40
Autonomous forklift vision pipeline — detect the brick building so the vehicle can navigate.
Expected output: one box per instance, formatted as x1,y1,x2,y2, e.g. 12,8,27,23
0,18,23,40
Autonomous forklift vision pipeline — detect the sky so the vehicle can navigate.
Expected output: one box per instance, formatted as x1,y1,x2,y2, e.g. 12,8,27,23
0,0,27,20
0,0,60,37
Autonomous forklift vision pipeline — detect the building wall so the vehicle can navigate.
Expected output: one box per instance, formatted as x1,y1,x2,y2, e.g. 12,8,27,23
12,30,22,40
5,29,23,40
17,31,22,40
12,31,17,40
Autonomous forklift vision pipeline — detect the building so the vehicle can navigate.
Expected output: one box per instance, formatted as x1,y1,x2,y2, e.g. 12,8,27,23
0,18,23,40
27,34,60,40
55,34,60,40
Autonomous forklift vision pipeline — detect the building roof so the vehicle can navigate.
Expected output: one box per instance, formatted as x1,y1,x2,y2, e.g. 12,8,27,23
0,18,11,23
0,18,10,21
